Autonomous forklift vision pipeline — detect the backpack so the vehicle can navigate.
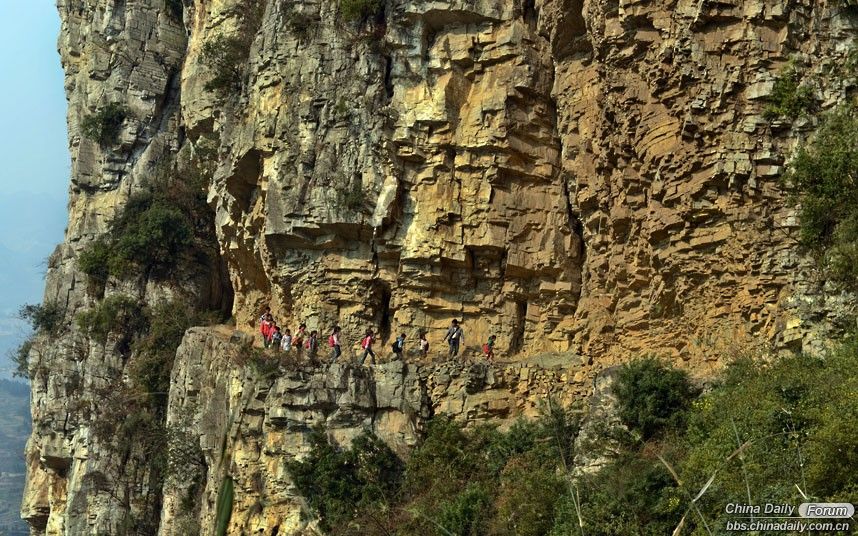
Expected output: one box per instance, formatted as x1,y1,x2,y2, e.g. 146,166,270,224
362,336,372,349
482,343,490,354
328,334,336,347
391,342,399,353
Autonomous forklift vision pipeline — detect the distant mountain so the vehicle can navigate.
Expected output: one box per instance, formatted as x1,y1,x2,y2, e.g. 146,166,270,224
0,379,29,536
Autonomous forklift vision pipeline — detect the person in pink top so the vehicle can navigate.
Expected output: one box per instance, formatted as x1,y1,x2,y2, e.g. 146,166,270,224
359,328,376,366
260,313,275,348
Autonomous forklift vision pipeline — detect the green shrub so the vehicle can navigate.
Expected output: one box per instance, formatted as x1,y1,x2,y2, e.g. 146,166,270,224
109,198,193,277
785,104,858,285
81,103,128,146
763,64,815,120
10,337,34,379
285,8,316,40
78,239,111,285
19,302,64,334
340,0,383,23
613,357,697,440
491,457,567,536
680,345,858,530
201,36,247,93
573,453,682,536
77,191,194,280
336,181,368,212
76,294,148,345
287,427,403,531
128,300,199,397
436,483,492,536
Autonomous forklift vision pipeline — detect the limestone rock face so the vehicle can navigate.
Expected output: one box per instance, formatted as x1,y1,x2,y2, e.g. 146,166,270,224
21,0,858,533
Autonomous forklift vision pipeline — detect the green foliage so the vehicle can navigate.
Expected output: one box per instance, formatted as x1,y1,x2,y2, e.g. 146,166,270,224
336,180,368,212
128,300,202,397
785,104,858,285
214,476,234,536
81,103,128,146
10,337,34,379
310,408,576,536
491,458,567,536
19,302,63,334
200,36,247,93
76,294,148,346
76,184,198,281
340,0,383,23
573,453,682,535
108,193,193,277
764,64,815,120
614,357,697,440
78,238,111,287
284,8,316,40
436,483,492,536
680,344,858,529
287,427,403,531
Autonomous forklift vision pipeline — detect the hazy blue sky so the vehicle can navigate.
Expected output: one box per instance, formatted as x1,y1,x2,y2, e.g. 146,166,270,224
0,2,69,379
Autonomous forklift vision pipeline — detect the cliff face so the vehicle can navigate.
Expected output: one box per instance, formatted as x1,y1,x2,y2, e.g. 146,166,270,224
21,0,858,533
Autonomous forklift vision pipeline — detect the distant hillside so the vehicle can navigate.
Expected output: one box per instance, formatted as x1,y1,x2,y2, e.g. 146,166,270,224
0,379,30,536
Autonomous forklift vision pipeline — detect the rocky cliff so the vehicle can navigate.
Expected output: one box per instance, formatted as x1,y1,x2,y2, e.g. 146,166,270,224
20,0,858,534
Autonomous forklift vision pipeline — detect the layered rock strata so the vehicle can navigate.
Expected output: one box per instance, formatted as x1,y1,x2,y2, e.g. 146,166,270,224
21,0,858,534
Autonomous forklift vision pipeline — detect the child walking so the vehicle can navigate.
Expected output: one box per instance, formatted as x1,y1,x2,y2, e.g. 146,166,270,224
329,326,341,363
260,314,275,348
281,328,292,352
271,326,283,352
306,330,319,363
418,332,429,359
360,329,376,366
294,323,307,359
443,319,464,358
483,334,496,361
392,333,406,360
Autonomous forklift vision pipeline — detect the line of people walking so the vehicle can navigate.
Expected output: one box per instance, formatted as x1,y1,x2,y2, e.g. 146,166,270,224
259,307,498,366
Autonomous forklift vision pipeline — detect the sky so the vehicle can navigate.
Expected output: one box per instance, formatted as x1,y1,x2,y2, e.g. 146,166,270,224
0,2,70,380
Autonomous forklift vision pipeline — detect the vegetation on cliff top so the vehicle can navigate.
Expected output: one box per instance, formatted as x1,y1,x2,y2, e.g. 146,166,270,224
291,344,857,535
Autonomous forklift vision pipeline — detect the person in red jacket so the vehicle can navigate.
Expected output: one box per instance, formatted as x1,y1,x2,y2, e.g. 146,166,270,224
260,313,275,348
